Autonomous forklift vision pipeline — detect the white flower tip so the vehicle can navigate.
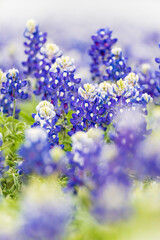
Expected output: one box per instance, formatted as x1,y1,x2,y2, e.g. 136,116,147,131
111,47,122,56
26,19,36,33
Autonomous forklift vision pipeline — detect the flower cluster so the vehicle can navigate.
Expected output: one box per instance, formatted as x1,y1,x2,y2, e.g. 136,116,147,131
18,181,73,240
22,19,47,75
138,63,160,99
63,128,132,222
69,72,152,135
0,95,20,118
136,134,160,180
1,20,160,238
88,28,117,81
108,109,151,175
33,42,62,79
34,55,79,104
33,44,81,115
19,128,56,175
32,100,61,148
103,47,131,81
1,68,28,101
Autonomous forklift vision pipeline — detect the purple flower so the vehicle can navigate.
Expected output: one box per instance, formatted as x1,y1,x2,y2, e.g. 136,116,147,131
103,47,131,82
19,182,73,240
18,128,56,176
32,100,61,148
88,28,117,81
138,63,160,99
1,68,28,101
22,19,47,76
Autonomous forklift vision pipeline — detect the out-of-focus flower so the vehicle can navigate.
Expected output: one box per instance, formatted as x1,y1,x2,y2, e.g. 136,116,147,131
136,134,160,179
0,69,6,89
19,180,73,240
18,128,56,175
138,63,160,99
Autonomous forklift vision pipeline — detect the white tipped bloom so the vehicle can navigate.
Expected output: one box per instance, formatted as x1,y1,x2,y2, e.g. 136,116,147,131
0,69,6,88
41,43,60,61
115,79,126,96
35,101,56,126
39,106,56,119
99,81,112,93
87,128,104,141
111,47,122,56
124,72,139,86
26,19,36,33
51,56,75,72
50,146,65,162
142,93,153,103
8,68,19,79
78,83,96,100
36,100,54,112
141,63,151,74
25,128,47,144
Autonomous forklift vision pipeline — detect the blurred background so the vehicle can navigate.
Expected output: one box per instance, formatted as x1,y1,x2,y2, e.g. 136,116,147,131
0,0,160,76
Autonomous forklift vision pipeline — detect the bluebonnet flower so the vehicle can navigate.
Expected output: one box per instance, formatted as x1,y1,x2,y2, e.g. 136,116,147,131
103,47,131,82
63,128,108,190
22,19,47,75
69,73,152,135
0,206,19,240
110,109,150,151
1,68,28,101
49,63,80,114
0,95,20,118
34,42,62,79
0,69,5,88
34,56,80,117
40,43,62,63
135,134,160,180
18,128,56,176
34,55,80,116
138,63,160,99
19,181,73,240
63,128,133,222
91,172,132,223
32,100,61,148
88,28,117,81
51,56,76,73
0,69,20,117
109,109,151,172
68,83,105,135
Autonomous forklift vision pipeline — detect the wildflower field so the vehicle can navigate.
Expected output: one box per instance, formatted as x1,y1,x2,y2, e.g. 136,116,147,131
0,15,160,240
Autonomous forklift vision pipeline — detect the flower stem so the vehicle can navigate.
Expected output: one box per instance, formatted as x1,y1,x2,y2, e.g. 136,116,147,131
12,99,16,132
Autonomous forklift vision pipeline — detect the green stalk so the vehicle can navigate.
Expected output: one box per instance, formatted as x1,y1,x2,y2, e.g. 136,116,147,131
12,99,16,132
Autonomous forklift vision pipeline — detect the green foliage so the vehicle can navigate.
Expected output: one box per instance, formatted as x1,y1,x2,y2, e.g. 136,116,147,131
58,110,74,151
0,113,29,198
0,113,28,155
19,95,38,125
